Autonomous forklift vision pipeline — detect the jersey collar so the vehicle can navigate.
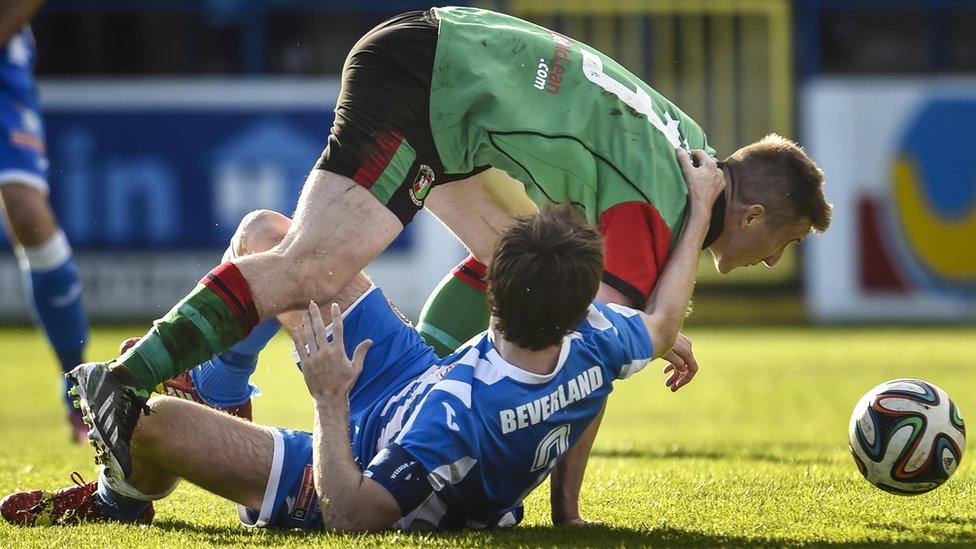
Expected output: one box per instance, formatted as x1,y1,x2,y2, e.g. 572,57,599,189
485,327,576,384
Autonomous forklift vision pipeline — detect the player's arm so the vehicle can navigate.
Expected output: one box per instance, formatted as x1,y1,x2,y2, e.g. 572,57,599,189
641,149,724,362
550,176,710,525
597,203,699,390
549,280,634,525
292,301,402,533
0,0,44,47
549,403,604,526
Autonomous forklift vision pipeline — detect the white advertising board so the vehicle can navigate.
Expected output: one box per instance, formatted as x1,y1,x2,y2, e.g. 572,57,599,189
803,77,976,322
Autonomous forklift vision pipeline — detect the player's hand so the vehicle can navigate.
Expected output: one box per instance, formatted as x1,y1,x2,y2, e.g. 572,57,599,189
661,331,698,391
292,301,372,402
676,148,725,214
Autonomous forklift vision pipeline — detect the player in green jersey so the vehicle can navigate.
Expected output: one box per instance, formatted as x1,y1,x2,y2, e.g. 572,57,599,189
68,7,830,527
416,6,829,355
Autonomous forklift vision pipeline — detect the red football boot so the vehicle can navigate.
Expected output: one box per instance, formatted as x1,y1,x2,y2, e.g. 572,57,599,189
0,472,153,526
118,337,253,421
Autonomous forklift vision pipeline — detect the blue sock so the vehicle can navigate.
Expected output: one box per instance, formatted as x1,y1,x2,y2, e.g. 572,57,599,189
94,472,151,521
16,231,88,413
191,318,279,407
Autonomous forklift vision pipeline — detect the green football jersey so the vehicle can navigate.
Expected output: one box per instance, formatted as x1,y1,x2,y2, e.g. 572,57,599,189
429,6,715,247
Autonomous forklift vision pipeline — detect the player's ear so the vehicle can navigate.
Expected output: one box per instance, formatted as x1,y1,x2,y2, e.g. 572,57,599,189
741,204,764,229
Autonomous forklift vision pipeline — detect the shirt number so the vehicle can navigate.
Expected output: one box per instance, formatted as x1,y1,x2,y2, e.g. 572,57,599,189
443,402,460,432
579,49,688,150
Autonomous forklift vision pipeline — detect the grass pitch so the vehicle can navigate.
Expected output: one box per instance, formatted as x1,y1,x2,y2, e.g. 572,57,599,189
1,324,975,547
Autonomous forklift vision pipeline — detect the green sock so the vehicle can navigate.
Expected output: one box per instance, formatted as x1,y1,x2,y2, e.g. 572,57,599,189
418,256,490,357
112,263,259,390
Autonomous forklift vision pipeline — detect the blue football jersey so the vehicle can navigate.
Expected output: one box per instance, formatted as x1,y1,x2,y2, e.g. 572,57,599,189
0,25,47,187
363,301,654,529
0,25,38,100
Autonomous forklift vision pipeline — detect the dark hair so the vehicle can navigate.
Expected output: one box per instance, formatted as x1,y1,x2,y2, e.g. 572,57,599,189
726,134,832,232
487,205,603,351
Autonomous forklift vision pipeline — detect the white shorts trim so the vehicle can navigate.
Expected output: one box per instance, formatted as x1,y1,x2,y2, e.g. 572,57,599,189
237,427,285,528
0,169,48,193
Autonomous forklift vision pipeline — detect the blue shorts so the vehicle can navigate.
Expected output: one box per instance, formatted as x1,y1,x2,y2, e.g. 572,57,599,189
0,90,47,192
238,285,440,529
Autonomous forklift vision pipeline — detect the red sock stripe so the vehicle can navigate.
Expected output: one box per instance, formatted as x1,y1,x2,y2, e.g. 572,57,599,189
452,255,488,292
204,273,247,324
201,262,259,334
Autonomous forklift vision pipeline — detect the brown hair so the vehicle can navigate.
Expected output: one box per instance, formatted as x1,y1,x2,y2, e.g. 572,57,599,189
726,134,832,232
487,205,603,351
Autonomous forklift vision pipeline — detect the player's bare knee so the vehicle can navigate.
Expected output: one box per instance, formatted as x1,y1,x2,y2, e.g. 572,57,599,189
235,210,292,256
134,396,185,448
1,186,57,246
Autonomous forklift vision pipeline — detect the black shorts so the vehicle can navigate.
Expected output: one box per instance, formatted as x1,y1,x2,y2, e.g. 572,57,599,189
316,10,488,226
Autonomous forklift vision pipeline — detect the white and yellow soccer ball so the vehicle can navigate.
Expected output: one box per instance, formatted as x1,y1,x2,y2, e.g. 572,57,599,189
849,379,966,495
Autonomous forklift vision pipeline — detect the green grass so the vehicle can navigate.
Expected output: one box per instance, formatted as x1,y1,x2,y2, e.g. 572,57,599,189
1,325,976,547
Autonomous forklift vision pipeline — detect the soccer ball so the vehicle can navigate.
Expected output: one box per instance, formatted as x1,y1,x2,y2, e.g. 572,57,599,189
849,378,965,495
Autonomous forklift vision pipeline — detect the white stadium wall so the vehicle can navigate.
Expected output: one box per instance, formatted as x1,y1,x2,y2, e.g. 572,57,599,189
802,77,976,322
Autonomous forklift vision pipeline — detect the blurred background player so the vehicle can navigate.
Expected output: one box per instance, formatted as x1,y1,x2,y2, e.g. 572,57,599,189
0,0,87,442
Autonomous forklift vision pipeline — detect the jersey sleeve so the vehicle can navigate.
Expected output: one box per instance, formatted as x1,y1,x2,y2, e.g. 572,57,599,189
363,443,436,515
598,201,673,306
588,301,655,380
364,378,477,514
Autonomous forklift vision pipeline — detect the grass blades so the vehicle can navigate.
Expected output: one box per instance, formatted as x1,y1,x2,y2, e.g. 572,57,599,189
1,325,975,547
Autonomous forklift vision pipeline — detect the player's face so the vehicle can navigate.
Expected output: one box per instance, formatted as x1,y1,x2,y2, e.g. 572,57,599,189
710,208,810,274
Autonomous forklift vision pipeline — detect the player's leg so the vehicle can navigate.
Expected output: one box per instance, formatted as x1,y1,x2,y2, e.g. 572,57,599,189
107,169,400,394
1,182,89,439
128,284,425,531
171,209,371,417
120,397,272,510
127,209,373,418
418,168,538,355
0,395,272,526
163,210,293,417
116,286,427,530
417,255,489,356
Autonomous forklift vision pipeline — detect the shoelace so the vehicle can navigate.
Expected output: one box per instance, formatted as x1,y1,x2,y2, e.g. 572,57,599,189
60,472,96,523
69,471,89,490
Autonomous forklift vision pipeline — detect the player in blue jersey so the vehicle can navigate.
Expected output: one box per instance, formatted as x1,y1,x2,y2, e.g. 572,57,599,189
0,1,89,443
2,149,723,530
